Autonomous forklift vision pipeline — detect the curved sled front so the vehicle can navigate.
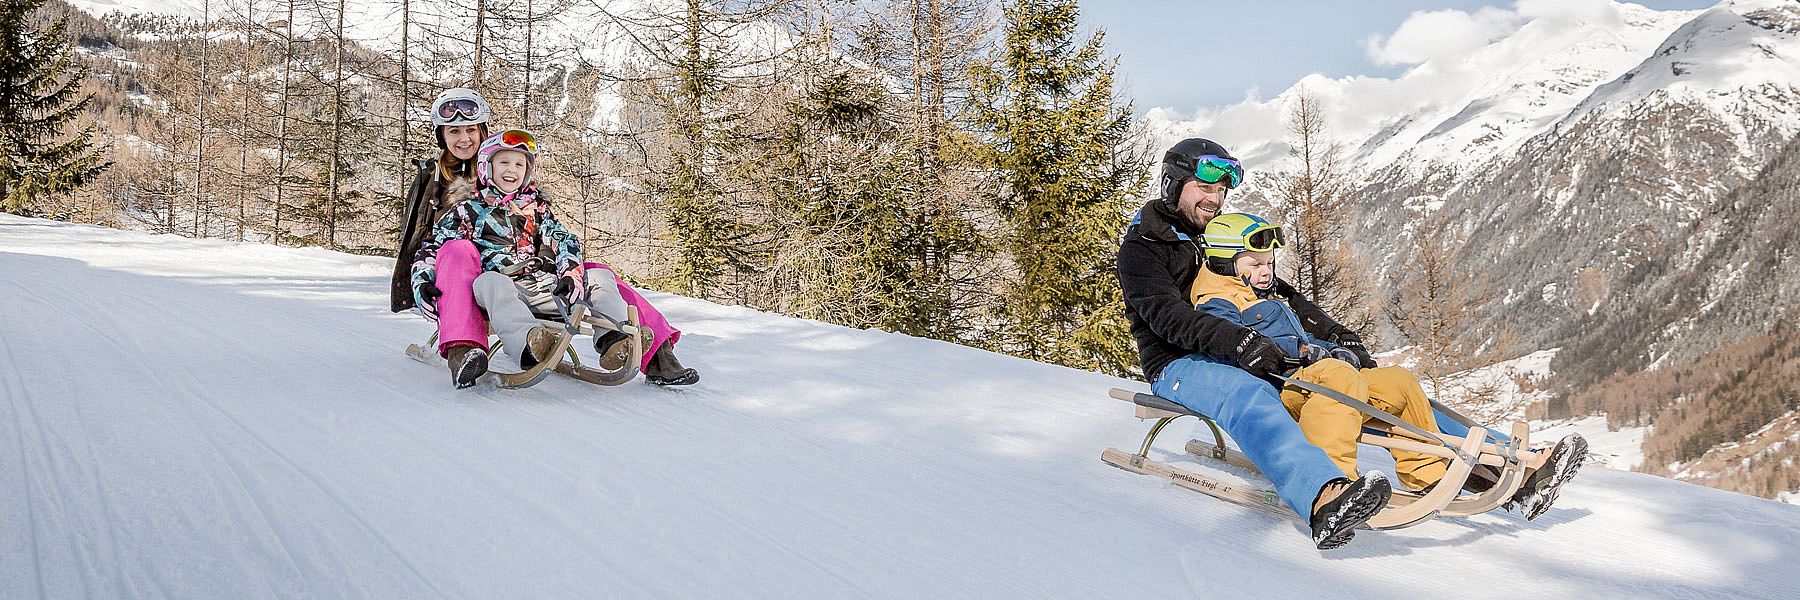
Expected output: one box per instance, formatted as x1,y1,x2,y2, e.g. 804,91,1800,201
403,304,645,388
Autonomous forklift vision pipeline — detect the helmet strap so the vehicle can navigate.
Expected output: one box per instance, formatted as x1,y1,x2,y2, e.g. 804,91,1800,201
1205,255,1236,277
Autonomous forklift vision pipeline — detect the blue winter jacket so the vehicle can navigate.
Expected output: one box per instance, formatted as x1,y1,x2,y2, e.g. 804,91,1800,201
1189,267,1339,365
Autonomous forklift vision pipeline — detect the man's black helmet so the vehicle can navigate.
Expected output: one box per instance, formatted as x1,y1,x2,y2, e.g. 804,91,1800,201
1159,138,1236,210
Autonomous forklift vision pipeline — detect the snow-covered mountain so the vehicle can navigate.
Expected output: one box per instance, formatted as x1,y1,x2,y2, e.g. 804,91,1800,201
1141,0,1800,505
4,214,1800,598
1138,1,1701,181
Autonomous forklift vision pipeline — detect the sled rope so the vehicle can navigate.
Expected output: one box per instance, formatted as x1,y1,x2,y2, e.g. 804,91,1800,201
1275,375,1477,465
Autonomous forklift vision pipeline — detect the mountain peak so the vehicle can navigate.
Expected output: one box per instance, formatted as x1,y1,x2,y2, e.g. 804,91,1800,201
1559,0,1800,132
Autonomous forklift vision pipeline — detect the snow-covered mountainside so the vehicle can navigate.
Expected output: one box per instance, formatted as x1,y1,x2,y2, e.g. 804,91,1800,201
1138,1,1700,179
4,215,1799,598
1145,1,1800,490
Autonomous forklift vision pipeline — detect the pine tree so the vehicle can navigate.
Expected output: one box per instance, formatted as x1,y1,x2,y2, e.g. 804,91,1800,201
851,0,991,341
0,0,111,215
600,0,786,299
759,48,914,328
970,0,1144,375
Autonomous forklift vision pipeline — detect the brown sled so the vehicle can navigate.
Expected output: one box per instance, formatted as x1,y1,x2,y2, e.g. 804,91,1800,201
406,303,645,389
1101,377,1539,530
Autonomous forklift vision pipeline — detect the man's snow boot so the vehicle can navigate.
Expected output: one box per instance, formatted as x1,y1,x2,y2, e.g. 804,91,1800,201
1509,433,1588,520
645,342,699,386
520,326,561,370
446,344,488,389
1310,472,1391,550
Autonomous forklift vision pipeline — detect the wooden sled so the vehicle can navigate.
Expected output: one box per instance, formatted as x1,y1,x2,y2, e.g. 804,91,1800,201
1101,376,1539,530
406,302,645,389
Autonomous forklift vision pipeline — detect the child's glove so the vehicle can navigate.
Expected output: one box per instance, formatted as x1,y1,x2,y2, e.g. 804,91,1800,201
554,268,587,304
1330,331,1377,368
415,279,442,320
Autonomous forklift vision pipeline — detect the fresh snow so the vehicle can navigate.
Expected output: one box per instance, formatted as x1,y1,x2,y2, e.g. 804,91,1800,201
3,214,1799,598
1535,416,1649,471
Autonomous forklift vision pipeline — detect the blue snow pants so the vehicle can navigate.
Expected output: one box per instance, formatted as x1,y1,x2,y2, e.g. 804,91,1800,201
1152,354,1348,519
1434,408,1512,443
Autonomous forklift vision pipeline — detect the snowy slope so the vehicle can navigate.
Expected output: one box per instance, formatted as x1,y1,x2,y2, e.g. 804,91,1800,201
3,214,1800,599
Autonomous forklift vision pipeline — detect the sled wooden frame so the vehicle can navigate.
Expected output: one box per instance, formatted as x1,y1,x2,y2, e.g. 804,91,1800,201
1101,383,1537,530
405,303,645,389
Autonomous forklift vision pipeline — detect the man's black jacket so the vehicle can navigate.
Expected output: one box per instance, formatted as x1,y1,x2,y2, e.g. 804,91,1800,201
1116,200,1350,381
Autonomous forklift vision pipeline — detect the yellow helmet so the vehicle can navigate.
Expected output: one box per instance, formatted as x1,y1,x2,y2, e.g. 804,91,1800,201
1201,213,1285,261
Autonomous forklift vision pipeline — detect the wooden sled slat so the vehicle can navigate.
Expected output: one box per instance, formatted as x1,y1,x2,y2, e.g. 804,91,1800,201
1102,448,1289,517
495,305,584,389
405,304,646,389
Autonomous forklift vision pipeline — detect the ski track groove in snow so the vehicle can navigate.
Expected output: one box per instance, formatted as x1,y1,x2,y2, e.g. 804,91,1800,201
4,216,1800,599
0,292,51,600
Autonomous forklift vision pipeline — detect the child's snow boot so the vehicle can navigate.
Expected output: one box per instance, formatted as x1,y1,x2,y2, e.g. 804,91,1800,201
520,326,561,370
1509,433,1588,520
593,329,634,372
446,344,488,389
645,342,699,386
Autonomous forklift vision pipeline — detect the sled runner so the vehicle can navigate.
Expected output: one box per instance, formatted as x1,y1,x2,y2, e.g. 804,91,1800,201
1101,376,1541,529
405,302,645,389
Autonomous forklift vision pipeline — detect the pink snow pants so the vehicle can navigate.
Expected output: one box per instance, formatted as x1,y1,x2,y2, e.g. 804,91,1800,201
433,240,489,356
591,262,683,371
431,239,680,371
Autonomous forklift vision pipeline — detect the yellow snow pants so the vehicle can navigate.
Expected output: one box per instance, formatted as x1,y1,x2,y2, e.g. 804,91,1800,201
1278,360,1450,490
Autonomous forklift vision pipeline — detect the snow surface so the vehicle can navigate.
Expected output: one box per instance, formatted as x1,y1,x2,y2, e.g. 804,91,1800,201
3,214,1800,598
1535,416,1649,471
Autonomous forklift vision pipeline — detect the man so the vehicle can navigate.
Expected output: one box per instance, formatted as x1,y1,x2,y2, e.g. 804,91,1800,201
1116,138,1391,550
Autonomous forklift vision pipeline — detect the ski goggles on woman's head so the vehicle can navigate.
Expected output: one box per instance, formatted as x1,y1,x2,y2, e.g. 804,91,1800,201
498,129,539,153
1242,223,1285,252
437,98,484,123
1193,155,1244,189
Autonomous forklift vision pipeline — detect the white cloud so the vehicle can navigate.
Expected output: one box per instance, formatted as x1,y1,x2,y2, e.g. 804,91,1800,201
1363,7,1522,66
1364,1,1628,67
1516,0,1624,24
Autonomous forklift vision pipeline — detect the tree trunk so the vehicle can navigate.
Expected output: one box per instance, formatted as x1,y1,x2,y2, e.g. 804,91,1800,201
236,0,253,242
193,0,210,238
327,0,345,248
273,0,293,244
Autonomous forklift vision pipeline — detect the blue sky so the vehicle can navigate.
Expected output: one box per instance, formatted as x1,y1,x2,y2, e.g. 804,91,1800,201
1080,0,1720,114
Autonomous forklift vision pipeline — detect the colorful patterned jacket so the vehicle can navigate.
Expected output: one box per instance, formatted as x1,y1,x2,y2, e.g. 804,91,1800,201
409,185,583,312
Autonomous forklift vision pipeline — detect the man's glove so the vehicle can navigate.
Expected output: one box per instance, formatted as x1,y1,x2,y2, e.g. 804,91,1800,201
1328,346,1361,367
1231,329,1289,386
1330,331,1377,369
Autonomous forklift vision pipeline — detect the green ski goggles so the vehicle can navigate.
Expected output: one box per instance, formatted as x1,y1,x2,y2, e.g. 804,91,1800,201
1193,155,1244,189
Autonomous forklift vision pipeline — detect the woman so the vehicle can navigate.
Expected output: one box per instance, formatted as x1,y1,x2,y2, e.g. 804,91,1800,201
391,88,699,388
